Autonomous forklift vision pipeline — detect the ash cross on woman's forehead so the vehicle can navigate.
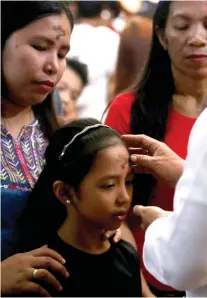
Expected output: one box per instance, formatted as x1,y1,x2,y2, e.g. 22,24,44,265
52,25,66,40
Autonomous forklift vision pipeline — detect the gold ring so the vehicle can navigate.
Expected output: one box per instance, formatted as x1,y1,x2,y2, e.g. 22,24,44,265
32,269,38,279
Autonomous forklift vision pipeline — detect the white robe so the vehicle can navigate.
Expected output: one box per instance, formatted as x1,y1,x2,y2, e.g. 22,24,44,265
143,108,207,297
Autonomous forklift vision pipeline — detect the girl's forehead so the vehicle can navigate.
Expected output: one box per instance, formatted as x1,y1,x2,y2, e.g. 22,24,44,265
92,145,130,170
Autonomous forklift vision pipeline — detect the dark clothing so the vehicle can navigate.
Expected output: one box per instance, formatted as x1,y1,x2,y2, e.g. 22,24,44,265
45,234,142,297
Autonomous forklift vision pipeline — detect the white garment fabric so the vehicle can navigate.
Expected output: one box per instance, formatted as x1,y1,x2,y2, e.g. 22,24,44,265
68,23,120,121
143,108,207,297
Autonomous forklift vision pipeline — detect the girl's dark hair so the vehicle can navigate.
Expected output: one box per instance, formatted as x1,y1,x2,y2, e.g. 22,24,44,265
1,1,74,138
130,1,174,206
17,118,124,251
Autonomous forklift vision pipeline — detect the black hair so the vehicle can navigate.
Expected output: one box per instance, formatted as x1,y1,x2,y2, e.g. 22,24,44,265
17,118,124,251
130,1,173,206
1,1,74,138
66,58,89,87
105,1,122,18
77,1,105,18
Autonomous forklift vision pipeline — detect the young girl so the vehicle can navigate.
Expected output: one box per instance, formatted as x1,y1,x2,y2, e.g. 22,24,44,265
17,118,142,297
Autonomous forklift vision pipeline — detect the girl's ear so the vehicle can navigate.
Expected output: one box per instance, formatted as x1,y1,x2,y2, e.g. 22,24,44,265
53,181,78,206
53,180,71,205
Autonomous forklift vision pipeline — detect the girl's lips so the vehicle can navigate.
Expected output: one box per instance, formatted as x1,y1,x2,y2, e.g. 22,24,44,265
116,214,126,221
113,213,127,221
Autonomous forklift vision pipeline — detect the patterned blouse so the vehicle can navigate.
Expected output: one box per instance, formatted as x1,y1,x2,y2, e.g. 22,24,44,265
1,120,48,260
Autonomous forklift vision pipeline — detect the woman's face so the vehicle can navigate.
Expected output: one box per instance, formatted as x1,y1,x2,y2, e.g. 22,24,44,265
161,1,207,80
2,13,71,107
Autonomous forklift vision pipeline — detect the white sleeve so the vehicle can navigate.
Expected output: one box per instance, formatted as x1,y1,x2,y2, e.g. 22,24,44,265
143,108,207,291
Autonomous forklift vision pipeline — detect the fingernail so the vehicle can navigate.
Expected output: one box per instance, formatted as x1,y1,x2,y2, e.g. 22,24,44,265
62,258,66,264
58,285,63,292
65,272,70,278
130,155,137,162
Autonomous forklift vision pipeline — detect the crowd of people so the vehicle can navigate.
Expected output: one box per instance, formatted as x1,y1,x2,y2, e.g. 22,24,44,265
1,1,207,297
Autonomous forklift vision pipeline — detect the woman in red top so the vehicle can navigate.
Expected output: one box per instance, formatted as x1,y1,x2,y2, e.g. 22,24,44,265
105,1,207,296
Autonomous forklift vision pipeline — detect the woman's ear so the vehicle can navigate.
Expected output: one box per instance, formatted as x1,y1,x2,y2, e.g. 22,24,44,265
156,27,168,51
53,181,78,206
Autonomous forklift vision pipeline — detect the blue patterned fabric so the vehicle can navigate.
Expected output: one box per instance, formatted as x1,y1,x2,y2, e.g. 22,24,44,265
1,120,48,259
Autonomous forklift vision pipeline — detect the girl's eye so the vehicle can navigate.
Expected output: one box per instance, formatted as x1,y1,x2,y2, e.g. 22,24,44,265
102,184,115,190
32,45,47,51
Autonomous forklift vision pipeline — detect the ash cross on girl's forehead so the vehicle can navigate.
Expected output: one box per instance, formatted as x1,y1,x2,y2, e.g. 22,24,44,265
52,25,66,40
118,154,128,169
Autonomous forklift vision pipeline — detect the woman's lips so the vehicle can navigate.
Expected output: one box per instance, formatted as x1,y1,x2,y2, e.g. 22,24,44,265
187,55,207,63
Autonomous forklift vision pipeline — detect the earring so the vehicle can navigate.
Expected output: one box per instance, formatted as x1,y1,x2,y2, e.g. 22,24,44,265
66,200,70,205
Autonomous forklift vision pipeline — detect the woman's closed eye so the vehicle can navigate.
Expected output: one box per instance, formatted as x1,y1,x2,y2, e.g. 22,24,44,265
32,45,47,51
176,25,189,30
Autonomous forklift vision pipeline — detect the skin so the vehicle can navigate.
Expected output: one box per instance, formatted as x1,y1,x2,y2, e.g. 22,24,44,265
54,143,134,254
163,0,207,80
2,13,71,107
1,13,72,297
157,0,207,117
121,2,207,295
123,134,184,188
122,0,207,252
56,66,84,123
2,13,71,139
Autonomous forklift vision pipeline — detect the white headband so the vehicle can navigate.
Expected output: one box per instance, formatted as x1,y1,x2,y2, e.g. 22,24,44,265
59,124,111,160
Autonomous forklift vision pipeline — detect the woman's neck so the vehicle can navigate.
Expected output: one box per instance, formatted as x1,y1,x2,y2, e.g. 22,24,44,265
172,66,207,118
1,98,35,138
58,212,110,255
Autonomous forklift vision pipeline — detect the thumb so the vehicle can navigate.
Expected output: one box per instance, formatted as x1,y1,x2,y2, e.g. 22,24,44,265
130,154,154,167
133,205,145,217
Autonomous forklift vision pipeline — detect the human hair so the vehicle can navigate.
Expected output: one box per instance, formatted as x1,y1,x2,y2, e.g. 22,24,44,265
17,118,124,251
77,1,105,18
114,16,152,96
130,1,173,206
104,1,122,18
66,58,89,87
1,1,74,138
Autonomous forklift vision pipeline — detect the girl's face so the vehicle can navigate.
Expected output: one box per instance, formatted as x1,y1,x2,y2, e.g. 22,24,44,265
159,0,207,80
2,13,71,107
73,143,133,231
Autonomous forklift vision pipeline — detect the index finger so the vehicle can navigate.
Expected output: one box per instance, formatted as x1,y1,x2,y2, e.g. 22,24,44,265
30,246,66,264
122,134,161,155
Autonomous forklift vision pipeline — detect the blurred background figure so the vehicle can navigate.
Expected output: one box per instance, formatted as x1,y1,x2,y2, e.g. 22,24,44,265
109,16,152,102
98,1,122,31
67,1,79,22
56,58,88,123
113,0,157,33
68,1,120,120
